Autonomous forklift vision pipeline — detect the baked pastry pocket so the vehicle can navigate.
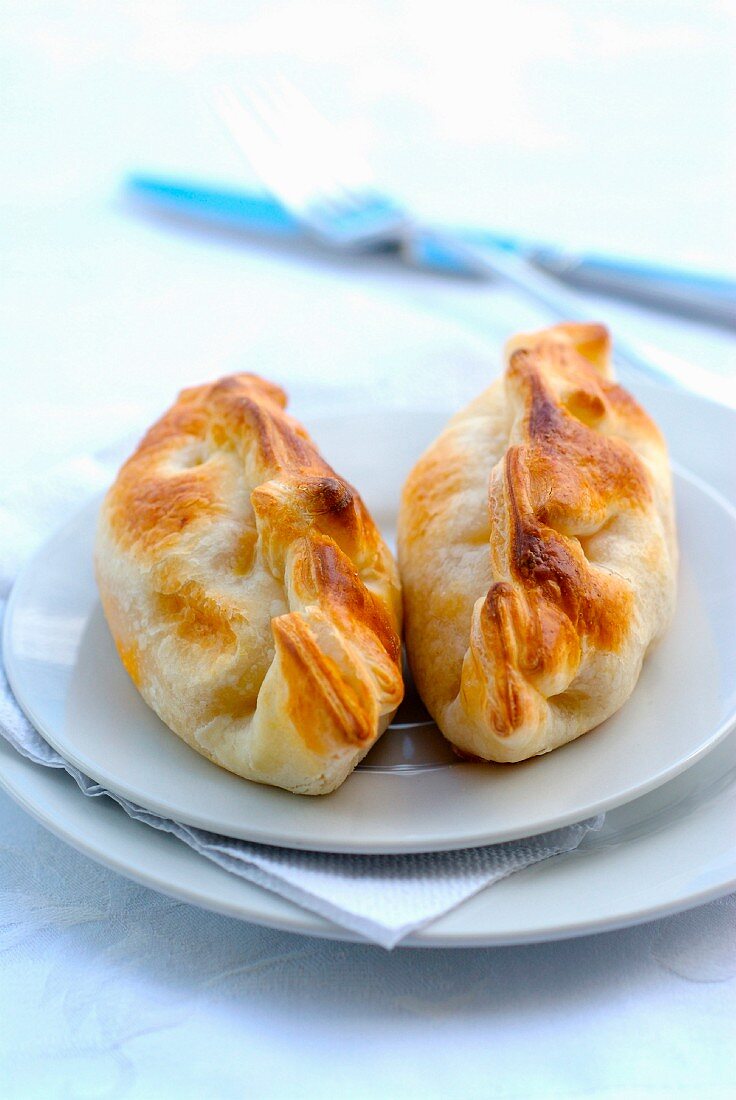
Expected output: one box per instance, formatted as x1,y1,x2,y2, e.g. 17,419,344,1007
398,323,677,762
95,374,403,794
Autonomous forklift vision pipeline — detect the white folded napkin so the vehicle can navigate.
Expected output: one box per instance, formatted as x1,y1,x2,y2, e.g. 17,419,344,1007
0,453,602,948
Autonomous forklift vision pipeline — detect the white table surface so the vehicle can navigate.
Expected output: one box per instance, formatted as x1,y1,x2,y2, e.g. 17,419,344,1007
2,4,735,1097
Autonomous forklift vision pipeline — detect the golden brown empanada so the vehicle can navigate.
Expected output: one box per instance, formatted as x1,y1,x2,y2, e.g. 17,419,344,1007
95,374,403,794
398,323,677,763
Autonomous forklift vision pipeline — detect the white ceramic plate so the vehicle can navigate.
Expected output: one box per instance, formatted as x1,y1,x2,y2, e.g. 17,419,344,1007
1,690,735,947
5,406,736,853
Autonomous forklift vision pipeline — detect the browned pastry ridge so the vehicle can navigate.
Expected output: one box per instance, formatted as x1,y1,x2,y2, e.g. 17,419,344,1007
398,323,677,762
95,374,403,795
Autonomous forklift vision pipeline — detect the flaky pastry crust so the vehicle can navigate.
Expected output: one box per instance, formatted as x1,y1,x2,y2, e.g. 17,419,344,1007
398,323,677,762
95,374,403,794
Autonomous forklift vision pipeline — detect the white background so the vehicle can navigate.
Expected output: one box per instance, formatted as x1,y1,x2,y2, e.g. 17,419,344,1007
2,3,735,1097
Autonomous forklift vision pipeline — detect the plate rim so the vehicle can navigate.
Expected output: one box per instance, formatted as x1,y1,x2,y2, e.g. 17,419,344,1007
5,450,736,853
1,735,735,947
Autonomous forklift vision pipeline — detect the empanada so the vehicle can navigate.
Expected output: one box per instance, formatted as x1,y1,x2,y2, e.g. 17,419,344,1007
398,323,677,762
95,374,403,795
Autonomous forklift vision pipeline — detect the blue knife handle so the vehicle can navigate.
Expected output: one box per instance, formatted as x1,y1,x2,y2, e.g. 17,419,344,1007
126,175,302,237
126,175,518,273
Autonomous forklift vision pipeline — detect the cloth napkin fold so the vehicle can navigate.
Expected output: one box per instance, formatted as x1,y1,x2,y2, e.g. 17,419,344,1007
0,452,602,948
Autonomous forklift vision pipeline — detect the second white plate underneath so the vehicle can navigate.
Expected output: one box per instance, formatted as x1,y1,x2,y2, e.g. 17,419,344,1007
5,408,736,852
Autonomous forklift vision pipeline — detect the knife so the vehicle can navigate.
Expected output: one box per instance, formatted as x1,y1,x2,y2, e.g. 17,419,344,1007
126,174,736,330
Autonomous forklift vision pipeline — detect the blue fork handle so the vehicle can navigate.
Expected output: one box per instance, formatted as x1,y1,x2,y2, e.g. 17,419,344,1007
126,174,736,326
403,229,736,326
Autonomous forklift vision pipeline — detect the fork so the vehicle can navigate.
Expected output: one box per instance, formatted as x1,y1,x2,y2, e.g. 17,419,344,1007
213,80,727,401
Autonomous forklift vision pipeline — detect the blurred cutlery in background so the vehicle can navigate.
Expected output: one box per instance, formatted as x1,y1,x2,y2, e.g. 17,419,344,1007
125,77,735,406
127,174,736,332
